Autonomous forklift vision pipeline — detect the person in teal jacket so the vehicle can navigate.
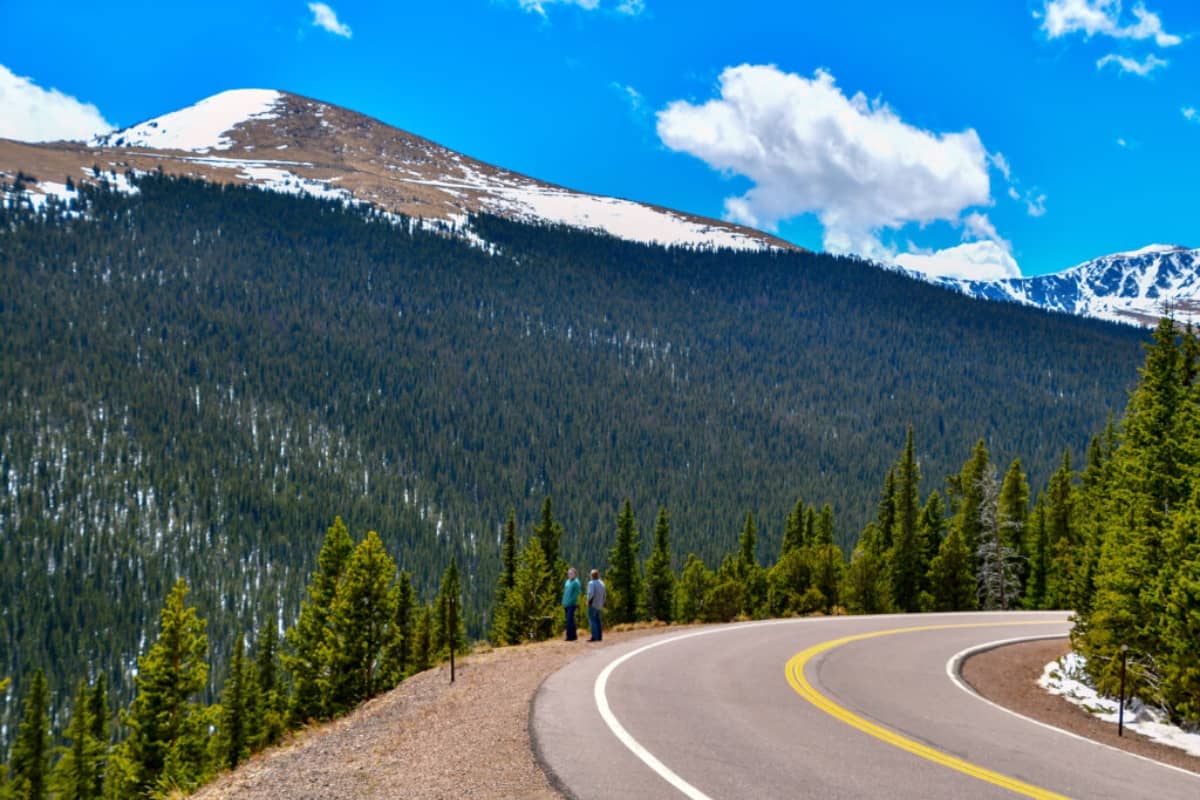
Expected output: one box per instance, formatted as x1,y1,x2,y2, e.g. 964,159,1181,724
562,567,582,641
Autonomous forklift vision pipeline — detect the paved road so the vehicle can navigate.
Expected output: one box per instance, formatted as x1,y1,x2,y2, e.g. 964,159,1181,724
531,612,1200,799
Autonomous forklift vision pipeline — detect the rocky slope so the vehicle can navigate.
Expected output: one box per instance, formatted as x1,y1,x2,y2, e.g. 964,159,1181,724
0,88,789,252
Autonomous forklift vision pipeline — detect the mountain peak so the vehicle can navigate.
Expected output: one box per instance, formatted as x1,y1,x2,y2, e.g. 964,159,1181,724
1106,243,1188,260
3,89,789,254
90,89,286,153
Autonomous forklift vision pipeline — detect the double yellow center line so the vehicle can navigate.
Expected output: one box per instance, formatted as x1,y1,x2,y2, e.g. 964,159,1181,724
784,622,1071,800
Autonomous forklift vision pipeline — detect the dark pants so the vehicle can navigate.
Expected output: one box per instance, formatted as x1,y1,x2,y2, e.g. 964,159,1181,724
565,604,578,640
588,606,603,641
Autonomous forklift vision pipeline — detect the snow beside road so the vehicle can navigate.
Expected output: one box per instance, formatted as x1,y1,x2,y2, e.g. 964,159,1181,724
1039,652,1200,757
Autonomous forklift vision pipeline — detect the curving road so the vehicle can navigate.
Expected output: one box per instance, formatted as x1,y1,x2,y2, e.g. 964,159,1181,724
531,612,1199,799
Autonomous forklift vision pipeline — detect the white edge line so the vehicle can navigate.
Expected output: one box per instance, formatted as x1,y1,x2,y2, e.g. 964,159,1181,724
947,635,1200,780
593,613,1072,799
594,619,803,800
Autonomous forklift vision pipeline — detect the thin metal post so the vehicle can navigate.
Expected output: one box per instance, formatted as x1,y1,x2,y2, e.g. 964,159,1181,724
449,595,456,683
1118,644,1128,737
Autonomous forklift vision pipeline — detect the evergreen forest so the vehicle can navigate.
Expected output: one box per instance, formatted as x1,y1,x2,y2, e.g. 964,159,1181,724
0,173,1158,792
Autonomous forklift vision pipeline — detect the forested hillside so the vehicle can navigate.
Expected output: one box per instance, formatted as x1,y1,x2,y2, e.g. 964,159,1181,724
0,174,1146,748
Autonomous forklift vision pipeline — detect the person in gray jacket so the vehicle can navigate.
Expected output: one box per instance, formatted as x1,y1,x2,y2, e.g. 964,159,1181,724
586,569,607,642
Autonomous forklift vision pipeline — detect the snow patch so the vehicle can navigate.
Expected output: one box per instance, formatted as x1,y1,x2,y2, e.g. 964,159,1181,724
1039,652,1200,757
90,89,284,153
235,165,354,203
398,160,776,252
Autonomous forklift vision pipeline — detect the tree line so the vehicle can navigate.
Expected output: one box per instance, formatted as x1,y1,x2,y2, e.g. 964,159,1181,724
1,517,466,799
0,172,1150,766
5,317,1197,798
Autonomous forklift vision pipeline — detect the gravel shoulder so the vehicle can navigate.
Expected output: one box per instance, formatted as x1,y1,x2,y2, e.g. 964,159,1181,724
194,628,1197,799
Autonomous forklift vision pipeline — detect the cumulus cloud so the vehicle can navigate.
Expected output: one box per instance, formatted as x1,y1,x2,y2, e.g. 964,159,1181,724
657,65,997,264
1040,0,1180,46
892,212,1021,281
0,64,113,143
1184,106,1198,123
896,240,1022,281
1097,52,1168,75
308,2,352,38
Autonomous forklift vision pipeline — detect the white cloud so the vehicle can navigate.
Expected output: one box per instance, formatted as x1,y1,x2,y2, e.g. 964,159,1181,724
610,82,646,118
308,2,352,38
1023,190,1047,217
896,239,1022,281
895,212,1021,282
1040,1,1180,46
0,64,113,142
517,0,603,15
1184,106,1198,123
616,0,645,14
657,64,996,264
1097,52,1168,75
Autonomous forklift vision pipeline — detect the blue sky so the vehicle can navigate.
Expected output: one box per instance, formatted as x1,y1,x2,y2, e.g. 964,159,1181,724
1,1,1197,277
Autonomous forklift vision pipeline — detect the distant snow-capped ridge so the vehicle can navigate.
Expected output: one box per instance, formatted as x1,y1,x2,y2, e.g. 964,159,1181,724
918,245,1199,326
73,88,787,254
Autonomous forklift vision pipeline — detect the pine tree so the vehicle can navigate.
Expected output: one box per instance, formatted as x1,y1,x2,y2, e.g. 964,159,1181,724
432,559,467,659
674,554,714,623
736,511,767,616
607,500,643,624
120,578,210,798
502,539,556,642
949,439,991,560
532,497,564,578
997,458,1030,604
1077,319,1195,699
708,554,748,622
976,464,1022,610
410,605,434,674
1025,497,1050,609
889,427,924,612
1043,451,1078,610
52,678,103,800
380,571,415,684
499,509,518,593
1159,500,1200,721
643,507,675,623
218,635,251,770
841,524,891,614
876,469,897,551
9,668,51,800
251,622,285,750
808,542,845,614
285,517,354,725
813,504,835,548
766,549,812,617
781,498,806,555
926,525,976,611
87,675,107,798
917,491,947,595
323,531,398,714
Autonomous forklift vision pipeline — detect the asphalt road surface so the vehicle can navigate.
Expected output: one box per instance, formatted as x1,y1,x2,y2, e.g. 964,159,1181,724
531,612,1200,799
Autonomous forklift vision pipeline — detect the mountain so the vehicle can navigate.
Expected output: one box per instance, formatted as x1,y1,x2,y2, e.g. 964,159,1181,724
917,244,1200,326
0,90,1154,748
0,88,789,253
5,88,1196,328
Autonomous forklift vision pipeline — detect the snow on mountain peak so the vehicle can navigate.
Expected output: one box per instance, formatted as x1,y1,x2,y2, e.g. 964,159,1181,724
924,244,1200,326
1108,243,1186,259
90,89,284,153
